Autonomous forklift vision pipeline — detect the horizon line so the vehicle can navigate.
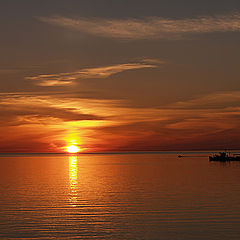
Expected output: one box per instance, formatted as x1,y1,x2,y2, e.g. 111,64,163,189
0,149,240,155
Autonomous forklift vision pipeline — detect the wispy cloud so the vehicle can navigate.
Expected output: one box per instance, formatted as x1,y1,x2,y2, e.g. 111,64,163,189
0,94,106,125
167,91,240,110
0,93,119,152
92,91,240,151
39,12,240,40
26,60,162,86
0,91,240,152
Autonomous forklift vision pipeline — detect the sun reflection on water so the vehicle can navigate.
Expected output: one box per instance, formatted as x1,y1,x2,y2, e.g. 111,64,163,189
69,156,78,206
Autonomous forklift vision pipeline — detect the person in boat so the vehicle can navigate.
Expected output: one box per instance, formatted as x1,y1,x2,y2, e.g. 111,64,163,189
220,152,226,158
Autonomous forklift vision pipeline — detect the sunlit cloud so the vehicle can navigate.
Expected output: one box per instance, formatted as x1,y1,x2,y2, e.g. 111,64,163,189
89,91,240,151
0,91,239,152
167,91,240,110
26,60,162,86
0,93,112,125
0,93,120,152
39,12,240,40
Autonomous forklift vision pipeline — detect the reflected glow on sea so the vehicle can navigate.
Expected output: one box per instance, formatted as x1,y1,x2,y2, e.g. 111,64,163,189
0,153,240,239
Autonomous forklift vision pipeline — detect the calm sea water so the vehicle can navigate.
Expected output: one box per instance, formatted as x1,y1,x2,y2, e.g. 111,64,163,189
0,153,240,240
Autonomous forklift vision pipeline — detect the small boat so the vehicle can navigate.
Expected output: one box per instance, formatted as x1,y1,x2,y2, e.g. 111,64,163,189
209,152,240,161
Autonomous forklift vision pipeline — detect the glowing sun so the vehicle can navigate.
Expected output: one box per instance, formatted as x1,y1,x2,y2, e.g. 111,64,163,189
66,145,80,153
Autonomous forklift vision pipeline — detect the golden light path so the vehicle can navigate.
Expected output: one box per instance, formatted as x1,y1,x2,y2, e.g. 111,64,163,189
69,156,78,206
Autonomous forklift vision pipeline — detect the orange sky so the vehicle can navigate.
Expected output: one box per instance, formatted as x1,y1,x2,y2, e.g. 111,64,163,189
0,91,239,152
1,1,240,152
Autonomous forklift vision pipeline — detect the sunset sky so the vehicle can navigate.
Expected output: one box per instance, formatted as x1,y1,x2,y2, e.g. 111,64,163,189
1,0,240,153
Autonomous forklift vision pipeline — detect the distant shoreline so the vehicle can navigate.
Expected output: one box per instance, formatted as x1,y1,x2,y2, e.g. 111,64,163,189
0,150,240,157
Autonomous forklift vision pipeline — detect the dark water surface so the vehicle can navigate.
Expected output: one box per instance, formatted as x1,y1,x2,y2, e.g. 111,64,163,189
0,153,240,239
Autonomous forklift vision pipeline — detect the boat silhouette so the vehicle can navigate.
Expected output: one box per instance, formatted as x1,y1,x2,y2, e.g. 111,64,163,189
209,152,240,161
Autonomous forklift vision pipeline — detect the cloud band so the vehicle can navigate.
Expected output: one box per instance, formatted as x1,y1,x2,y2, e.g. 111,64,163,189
39,12,240,40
